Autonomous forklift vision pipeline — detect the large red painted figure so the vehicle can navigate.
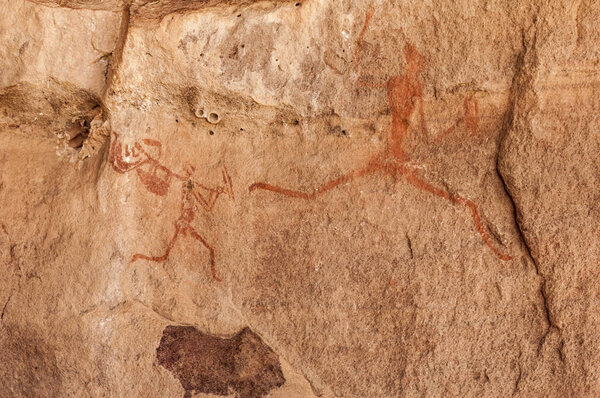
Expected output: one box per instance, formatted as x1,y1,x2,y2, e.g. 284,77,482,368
249,7,511,261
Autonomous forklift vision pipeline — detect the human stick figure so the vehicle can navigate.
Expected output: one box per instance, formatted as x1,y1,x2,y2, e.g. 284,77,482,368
249,7,511,261
110,132,234,281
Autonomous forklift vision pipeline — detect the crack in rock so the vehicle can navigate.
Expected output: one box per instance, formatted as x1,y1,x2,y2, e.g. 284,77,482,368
496,17,564,364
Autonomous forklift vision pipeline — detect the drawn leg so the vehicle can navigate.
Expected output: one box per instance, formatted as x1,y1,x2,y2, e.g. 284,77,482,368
131,227,181,263
187,227,221,282
402,169,512,261
249,162,383,199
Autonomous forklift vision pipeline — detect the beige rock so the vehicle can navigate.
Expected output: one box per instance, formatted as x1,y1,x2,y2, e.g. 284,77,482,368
0,0,121,95
0,0,599,397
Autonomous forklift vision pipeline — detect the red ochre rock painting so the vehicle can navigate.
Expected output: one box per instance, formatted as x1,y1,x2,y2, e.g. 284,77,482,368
110,132,234,281
156,325,285,398
249,7,512,262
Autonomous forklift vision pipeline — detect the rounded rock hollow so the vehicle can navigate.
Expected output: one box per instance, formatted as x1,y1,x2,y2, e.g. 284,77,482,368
194,104,220,125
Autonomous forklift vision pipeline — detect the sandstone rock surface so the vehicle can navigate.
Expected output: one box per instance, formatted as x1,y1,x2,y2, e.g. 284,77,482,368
1,0,599,397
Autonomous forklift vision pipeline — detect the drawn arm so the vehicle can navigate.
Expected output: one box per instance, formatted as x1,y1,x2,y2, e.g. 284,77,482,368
352,6,386,90
352,5,375,73
192,187,223,211
156,163,188,182
338,5,380,111
221,166,234,200
432,118,462,143
432,96,479,143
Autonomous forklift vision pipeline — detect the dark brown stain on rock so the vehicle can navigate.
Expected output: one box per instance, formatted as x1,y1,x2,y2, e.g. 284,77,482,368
156,325,285,398
0,326,63,397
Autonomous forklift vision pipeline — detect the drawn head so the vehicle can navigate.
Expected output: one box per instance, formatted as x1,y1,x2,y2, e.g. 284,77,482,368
403,43,424,75
111,131,153,173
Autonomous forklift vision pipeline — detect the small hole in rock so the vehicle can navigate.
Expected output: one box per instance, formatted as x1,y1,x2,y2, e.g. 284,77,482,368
176,119,179,123
341,130,347,135
66,116,93,150
208,113,219,124
296,2,301,6
240,128,244,131
237,14,241,17
69,133,86,149
209,130,214,135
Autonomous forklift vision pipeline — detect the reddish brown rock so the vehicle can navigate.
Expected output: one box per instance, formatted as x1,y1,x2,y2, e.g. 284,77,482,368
0,0,598,397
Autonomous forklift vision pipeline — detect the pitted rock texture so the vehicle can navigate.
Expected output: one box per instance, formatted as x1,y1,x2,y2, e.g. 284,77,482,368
0,0,599,397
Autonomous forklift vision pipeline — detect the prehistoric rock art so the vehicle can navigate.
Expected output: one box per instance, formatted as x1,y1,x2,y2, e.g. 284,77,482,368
250,8,512,261
156,325,285,398
2,0,599,396
110,132,234,281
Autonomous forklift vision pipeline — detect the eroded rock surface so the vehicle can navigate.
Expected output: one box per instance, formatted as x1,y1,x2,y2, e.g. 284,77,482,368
0,0,598,397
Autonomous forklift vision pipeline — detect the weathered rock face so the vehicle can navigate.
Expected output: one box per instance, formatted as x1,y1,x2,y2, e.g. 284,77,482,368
0,0,598,397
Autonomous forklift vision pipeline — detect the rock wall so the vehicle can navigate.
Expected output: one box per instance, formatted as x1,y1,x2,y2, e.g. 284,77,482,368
1,0,598,397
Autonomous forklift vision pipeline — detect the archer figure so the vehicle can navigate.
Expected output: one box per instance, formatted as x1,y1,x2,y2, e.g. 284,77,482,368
110,132,234,281
249,7,511,261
